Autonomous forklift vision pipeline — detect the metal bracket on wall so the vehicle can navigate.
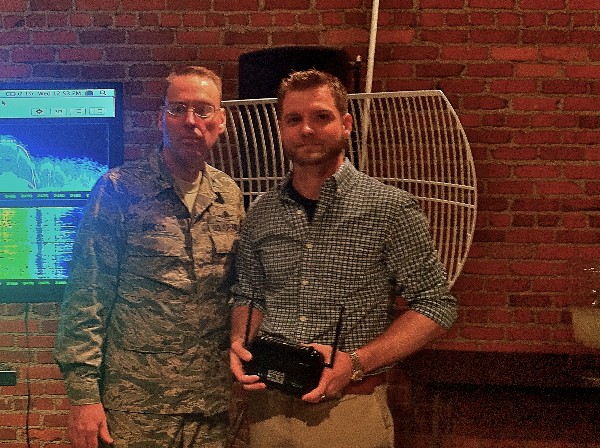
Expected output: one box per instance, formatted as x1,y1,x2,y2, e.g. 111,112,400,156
0,370,17,386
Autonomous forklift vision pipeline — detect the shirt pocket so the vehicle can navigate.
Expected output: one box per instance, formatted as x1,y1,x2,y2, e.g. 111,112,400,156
207,212,240,255
127,215,187,258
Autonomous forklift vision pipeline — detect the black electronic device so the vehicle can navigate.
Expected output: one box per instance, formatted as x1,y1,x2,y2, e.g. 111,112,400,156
243,304,344,397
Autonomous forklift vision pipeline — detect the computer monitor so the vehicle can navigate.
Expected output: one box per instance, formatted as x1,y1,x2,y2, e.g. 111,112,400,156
0,82,124,302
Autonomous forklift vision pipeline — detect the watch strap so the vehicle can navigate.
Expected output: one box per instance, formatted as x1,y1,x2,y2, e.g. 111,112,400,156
349,350,365,382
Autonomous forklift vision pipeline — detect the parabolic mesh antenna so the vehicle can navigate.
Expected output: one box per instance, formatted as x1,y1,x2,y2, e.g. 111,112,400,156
211,91,477,288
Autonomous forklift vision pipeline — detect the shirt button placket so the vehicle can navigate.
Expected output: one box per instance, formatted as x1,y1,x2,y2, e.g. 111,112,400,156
298,228,313,338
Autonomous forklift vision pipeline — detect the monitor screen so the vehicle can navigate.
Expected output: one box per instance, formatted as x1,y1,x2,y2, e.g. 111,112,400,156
0,82,124,302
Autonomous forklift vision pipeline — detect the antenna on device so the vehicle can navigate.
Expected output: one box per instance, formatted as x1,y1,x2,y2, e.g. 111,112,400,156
325,305,345,368
243,301,255,347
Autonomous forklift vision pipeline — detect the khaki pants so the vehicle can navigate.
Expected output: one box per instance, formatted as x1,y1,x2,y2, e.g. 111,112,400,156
247,385,394,448
104,409,227,448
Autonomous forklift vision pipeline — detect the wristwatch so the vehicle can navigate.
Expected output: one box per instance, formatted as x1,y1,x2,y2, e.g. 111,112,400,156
349,350,365,382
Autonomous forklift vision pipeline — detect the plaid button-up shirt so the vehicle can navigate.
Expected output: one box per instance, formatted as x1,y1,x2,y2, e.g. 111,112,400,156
231,158,457,353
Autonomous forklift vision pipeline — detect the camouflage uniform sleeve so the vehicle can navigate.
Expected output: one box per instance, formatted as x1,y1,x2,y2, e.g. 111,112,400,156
53,174,125,404
221,188,245,294
229,210,267,314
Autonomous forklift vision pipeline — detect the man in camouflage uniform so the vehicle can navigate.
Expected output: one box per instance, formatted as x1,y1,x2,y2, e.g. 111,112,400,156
54,66,244,448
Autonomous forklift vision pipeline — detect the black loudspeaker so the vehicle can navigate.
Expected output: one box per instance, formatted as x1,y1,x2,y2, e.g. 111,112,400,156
238,46,351,99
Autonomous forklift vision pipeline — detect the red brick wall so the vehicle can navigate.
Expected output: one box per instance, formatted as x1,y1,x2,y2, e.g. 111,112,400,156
1,1,599,446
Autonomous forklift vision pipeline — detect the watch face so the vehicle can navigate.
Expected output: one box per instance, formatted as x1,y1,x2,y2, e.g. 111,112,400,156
351,370,363,381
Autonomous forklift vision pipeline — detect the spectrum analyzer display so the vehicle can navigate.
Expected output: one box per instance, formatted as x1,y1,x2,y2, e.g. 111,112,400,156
0,84,123,302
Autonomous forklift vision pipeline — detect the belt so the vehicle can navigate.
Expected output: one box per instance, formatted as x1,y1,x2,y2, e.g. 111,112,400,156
343,372,387,395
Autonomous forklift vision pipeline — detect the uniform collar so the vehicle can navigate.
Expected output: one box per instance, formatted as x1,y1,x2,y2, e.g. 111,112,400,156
153,147,224,208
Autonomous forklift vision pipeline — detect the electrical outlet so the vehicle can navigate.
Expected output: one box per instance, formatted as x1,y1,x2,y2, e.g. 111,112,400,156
0,370,17,386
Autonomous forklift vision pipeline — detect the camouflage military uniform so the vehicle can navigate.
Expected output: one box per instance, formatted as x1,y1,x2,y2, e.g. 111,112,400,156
54,148,244,446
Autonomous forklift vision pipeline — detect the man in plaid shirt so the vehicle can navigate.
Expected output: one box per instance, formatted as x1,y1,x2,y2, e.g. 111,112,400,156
229,69,457,448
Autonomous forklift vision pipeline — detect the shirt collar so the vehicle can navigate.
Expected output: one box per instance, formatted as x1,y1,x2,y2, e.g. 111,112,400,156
329,158,356,193
278,158,357,201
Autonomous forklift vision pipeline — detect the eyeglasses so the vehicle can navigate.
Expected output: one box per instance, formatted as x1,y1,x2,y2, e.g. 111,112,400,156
164,102,216,120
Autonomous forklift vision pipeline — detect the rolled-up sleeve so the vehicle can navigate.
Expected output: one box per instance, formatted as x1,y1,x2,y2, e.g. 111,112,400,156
386,198,457,329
